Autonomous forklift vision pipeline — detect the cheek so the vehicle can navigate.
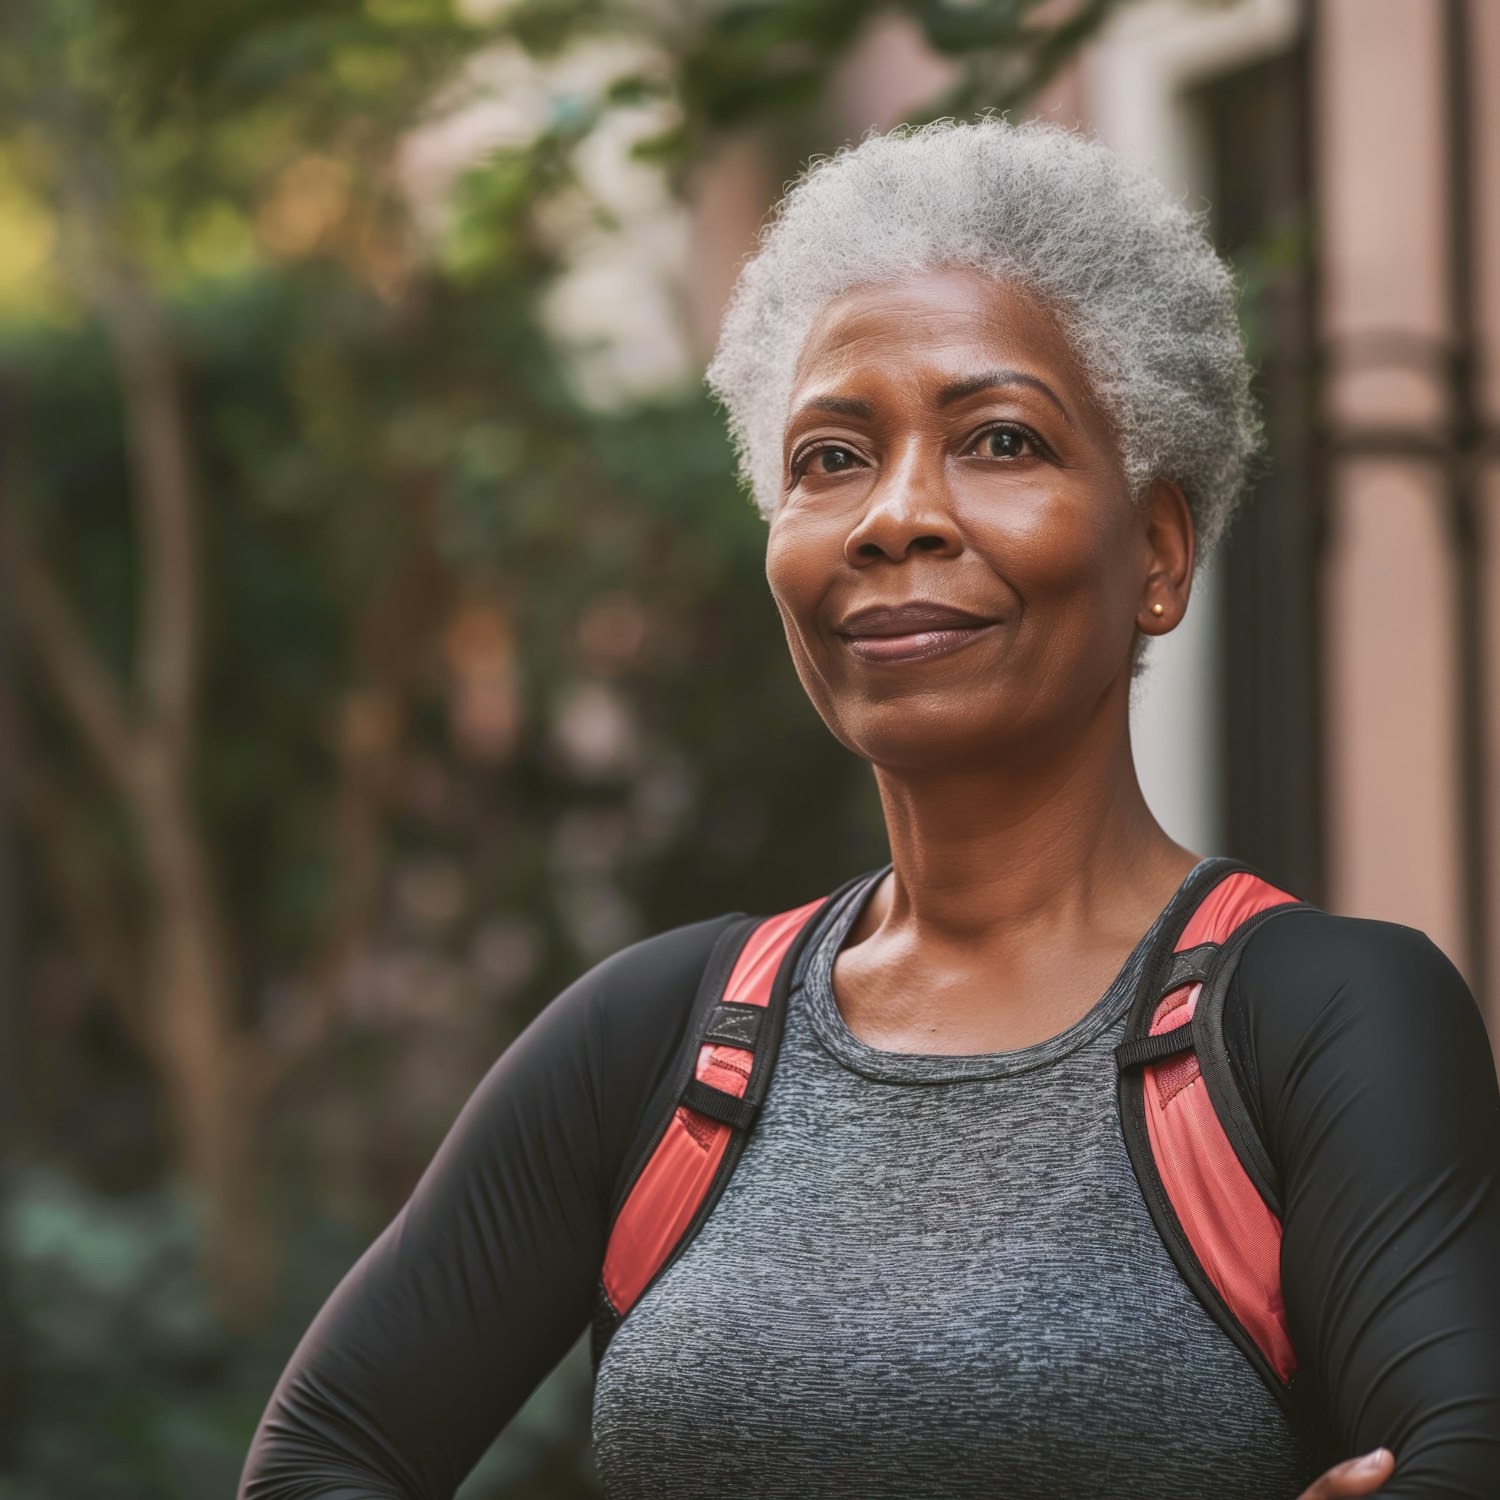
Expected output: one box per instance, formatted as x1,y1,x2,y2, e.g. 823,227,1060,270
763,525,801,648
964,480,1135,611
958,485,1143,696
764,515,857,726
764,524,821,703
765,512,837,640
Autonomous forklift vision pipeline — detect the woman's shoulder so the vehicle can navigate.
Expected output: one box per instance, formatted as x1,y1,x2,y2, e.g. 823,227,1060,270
1229,904,1492,1112
1237,904,1466,999
541,910,751,1067
579,910,750,1007
1234,905,1473,1020
582,870,878,1010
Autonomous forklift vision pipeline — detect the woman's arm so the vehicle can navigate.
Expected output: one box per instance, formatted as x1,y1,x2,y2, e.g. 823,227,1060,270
237,914,737,1500
1231,913,1500,1495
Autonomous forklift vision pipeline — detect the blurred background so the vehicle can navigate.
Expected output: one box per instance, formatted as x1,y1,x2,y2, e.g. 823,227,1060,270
0,0,1496,1493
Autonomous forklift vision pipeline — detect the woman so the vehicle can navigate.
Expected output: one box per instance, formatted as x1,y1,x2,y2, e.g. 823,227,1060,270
239,120,1500,1498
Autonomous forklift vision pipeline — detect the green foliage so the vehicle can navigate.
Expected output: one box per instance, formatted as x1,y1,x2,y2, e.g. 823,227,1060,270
0,1163,599,1497
2,1163,251,1497
105,0,465,123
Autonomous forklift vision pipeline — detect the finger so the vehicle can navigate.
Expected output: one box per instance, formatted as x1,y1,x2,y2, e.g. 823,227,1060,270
1295,1448,1396,1500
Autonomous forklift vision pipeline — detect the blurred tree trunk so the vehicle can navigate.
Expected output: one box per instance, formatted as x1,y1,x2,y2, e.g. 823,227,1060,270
4,146,281,1330
98,258,273,1329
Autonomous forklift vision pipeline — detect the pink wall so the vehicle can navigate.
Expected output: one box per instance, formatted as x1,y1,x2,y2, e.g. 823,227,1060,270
1316,0,1470,977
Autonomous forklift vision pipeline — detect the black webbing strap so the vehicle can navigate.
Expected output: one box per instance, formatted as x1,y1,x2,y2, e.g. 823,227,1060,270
1114,1019,1197,1072
681,1077,760,1131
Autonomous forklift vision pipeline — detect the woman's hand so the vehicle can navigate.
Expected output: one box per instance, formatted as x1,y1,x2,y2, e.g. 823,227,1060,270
1295,1448,1395,1498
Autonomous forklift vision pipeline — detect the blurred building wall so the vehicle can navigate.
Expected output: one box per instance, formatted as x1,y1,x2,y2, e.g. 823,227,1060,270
1318,0,1462,963
1316,0,1498,1040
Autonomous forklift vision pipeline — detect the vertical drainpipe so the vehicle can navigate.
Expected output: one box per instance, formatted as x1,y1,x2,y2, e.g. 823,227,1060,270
1443,0,1488,1009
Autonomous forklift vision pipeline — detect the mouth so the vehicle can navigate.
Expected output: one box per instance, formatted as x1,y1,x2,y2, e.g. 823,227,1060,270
833,602,1001,664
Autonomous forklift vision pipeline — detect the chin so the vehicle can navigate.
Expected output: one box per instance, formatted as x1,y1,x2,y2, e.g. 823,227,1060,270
828,705,1014,775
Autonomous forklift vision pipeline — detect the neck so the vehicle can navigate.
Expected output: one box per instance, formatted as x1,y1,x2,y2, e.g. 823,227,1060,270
866,691,1196,947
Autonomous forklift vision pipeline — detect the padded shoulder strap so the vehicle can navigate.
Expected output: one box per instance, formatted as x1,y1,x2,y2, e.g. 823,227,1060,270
1115,861,1316,1416
592,880,859,1365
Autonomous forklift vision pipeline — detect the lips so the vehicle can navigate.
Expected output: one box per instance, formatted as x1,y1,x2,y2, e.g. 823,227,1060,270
834,601,1000,663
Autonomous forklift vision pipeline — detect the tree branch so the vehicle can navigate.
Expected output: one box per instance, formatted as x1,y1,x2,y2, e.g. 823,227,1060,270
1,510,140,794
95,275,199,754
49,120,199,759
1,697,151,1058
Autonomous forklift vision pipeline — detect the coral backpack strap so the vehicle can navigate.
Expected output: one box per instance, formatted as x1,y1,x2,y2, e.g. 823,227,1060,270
592,875,867,1365
1115,859,1319,1418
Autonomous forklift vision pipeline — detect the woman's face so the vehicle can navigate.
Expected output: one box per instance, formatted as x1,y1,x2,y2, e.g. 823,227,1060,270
765,266,1191,773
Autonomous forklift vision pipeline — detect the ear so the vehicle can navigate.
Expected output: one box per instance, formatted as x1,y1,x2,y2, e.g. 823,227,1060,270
1135,478,1195,634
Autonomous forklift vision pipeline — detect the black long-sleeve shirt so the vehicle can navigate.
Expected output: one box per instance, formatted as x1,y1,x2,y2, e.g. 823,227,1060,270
238,878,1500,1497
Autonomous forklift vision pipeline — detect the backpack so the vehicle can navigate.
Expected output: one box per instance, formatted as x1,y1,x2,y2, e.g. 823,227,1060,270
589,857,1322,1433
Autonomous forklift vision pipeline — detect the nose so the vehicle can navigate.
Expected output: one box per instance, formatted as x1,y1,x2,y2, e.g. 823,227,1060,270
842,443,962,567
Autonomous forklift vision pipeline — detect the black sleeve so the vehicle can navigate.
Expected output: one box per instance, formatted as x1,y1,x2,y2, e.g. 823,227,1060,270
237,913,739,1500
1229,913,1500,1495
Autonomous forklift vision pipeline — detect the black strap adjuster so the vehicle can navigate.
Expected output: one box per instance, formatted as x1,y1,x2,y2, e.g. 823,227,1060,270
682,1077,760,1131
1115,1020,1198,1072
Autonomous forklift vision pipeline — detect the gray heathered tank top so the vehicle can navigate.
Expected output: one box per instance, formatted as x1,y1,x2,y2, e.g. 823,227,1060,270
591,861,1322,1498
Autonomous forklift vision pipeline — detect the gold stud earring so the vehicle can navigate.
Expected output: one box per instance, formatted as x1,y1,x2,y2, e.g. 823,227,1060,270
1149,602,1166,617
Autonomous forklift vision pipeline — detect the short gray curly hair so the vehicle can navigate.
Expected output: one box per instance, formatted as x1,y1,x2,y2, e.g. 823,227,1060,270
705,117,1261,561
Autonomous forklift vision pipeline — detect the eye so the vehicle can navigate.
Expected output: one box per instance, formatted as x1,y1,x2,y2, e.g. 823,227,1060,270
972,425,1039,460
794,443,863,480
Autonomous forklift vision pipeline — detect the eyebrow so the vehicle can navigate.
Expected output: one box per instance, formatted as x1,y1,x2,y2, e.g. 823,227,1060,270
936,369,1072,423
790,394,876,422
788,371,1072,431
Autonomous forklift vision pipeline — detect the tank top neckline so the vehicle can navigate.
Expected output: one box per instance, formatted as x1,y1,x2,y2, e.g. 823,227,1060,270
796,855,1223,1084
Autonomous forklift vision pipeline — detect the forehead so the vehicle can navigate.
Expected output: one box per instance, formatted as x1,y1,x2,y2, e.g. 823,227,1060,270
789,266,1086,406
